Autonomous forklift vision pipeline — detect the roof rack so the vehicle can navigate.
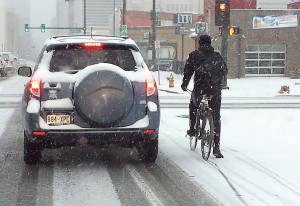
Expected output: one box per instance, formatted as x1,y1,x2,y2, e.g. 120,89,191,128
51,34,129,40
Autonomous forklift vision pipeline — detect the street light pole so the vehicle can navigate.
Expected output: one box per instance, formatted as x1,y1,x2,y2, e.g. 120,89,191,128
152,0,156,70
83,0,86,34
113,0,116,35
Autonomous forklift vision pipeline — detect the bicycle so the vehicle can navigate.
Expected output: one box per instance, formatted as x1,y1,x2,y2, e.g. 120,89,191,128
186,89,214,161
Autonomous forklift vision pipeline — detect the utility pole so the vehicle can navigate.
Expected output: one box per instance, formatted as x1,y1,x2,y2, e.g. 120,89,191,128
151,0,156,70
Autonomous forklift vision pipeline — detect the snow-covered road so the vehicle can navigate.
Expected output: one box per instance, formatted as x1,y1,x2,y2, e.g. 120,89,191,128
1,73,300,205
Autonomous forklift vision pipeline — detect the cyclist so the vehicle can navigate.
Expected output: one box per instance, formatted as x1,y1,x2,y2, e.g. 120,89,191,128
181,35,228,158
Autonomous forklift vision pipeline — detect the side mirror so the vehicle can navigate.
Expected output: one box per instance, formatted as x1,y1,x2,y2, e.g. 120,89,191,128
18,66,32,77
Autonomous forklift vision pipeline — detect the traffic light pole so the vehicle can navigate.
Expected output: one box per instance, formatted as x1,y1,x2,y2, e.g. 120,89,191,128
25,26,85,30
221,24,229,89
215,0,230,90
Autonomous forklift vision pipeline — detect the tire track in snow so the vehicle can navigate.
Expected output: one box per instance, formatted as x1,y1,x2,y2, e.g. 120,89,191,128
208,161,249,206
225,148,300,197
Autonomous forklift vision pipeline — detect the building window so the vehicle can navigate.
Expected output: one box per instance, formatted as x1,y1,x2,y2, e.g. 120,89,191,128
245,45,286,76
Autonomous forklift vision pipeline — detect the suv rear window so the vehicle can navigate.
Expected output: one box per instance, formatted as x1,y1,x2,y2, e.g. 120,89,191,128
1,54,9,61
49,45,137,72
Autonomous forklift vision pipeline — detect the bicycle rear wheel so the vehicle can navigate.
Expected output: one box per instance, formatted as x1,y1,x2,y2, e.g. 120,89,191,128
201,114,214,160
189,110,201,151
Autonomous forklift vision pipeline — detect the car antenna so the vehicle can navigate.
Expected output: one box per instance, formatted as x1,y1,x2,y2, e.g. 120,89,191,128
90,27,93,38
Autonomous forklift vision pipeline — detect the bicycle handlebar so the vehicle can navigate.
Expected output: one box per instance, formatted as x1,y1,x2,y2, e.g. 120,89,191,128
185,89,212,100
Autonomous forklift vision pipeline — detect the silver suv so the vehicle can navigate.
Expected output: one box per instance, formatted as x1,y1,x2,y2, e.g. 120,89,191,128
18,35,160,164
0,52,18,76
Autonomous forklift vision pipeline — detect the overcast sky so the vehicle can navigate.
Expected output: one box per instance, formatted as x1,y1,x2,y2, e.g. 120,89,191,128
30,0,56,25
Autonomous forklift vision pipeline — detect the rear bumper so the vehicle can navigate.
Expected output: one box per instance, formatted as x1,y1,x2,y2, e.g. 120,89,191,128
0,67,15,76
26,129,158,148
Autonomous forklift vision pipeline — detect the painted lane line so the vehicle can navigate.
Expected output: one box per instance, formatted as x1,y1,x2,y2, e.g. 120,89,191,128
126,165,164,206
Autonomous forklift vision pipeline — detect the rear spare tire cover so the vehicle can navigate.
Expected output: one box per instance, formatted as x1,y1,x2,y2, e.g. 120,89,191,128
74,68,133,126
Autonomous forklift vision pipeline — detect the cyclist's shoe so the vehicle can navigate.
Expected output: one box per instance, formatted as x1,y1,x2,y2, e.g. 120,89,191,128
213,147,224,158
187,129,196,137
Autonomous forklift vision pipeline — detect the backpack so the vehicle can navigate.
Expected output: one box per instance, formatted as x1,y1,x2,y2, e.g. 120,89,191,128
195,52,226,95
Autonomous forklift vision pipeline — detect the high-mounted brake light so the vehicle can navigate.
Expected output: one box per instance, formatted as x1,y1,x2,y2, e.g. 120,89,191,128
29,80,41,98
146,79,157,97
84,42,102,48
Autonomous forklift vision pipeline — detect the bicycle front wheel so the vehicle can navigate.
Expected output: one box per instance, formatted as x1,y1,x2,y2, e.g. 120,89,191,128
201,114,214,161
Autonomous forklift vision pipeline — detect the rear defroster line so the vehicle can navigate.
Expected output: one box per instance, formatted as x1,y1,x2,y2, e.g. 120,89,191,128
208,161,249,206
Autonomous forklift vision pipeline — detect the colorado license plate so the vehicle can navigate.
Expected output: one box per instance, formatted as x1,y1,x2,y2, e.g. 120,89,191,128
47,114,71,125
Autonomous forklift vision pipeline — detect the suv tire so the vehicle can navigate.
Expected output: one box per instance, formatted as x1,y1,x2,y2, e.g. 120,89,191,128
137,139,158,163
24,132,41,165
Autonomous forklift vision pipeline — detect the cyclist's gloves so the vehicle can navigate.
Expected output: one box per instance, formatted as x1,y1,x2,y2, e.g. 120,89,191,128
181,83,187,91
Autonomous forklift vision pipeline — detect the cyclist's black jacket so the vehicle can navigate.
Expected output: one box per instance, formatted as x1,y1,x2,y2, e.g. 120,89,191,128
182,45,228,95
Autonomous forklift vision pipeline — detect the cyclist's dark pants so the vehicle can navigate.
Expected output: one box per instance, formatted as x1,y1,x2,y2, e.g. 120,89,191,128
189,89,222,146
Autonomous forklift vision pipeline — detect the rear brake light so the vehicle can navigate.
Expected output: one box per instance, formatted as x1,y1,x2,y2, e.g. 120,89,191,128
146,79,157,97
29,80,41,98
33,131,46,136
84,42,102,48
143,129,155,134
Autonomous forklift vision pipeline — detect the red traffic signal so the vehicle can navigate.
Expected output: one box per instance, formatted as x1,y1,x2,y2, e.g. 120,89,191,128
215,0,230,26
219,3,226,12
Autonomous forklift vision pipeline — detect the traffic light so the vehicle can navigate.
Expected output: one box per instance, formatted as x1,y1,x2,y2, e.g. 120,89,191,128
228,26,240,36
215,0,230,26
25,24,29,32
41,24,46,33
148,32,153,45
150,10,156,21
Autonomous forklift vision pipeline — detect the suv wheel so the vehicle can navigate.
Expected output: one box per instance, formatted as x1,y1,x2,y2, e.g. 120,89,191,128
137,139,158,163
24,132,41,165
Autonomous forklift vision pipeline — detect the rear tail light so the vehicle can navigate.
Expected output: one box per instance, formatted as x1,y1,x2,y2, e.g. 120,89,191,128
146,79,157,97
33,131,46,136
143,129,155,134
29,80,41,98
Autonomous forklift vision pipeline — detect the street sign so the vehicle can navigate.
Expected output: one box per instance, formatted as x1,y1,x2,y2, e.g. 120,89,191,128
173,14,193,24
195,21,206,34
180,30,190,35
121,24,127,36
175,26,180,35
154,40,160,49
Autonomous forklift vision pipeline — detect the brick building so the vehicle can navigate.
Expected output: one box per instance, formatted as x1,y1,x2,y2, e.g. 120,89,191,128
287,1,300,9
211,9,300,78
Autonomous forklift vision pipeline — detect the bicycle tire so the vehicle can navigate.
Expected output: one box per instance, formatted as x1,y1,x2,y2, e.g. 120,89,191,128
201,114,214,161
189,109,201,151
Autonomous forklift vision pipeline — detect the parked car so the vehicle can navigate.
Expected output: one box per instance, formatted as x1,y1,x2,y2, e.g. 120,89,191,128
0,55,8,77
18,35,160,164
0,52,18,76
